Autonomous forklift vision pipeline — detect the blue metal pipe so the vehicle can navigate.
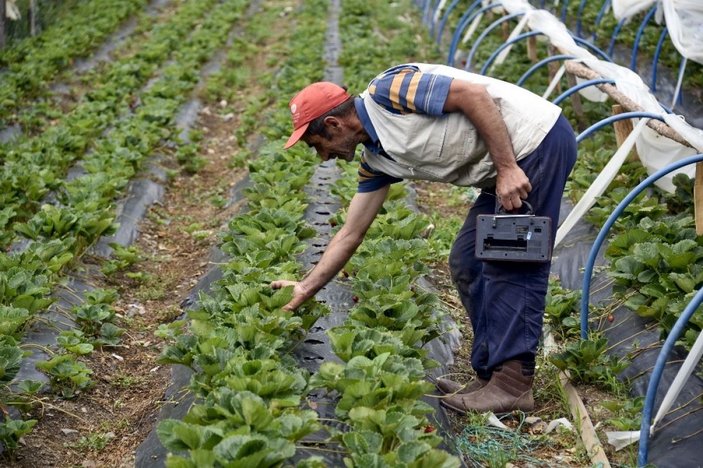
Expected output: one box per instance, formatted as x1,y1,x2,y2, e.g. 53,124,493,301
429,0,443,34
651,27,669,92
607,17,627,57
593,0,613,42
552,78,615,105
576,111,664,145
631,6,657,72
436,0,463,44
480,32,612,76
467,12,525,72
479,31,543,75
517,54,577,86
578,111,683,341
638,283,703,466
447,0,486,66
576,0,588,37
560,0,570,23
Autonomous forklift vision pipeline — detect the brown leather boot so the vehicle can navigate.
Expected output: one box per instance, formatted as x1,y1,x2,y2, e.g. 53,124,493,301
435,376,489,395
440,360,534,414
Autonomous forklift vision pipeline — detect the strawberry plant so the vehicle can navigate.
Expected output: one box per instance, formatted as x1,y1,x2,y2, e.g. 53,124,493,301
56,330,94,356
0,415,37,454
0,306,30,338
0,337,23,386
545,280,581,340
35,354,93,399
549,336,628,391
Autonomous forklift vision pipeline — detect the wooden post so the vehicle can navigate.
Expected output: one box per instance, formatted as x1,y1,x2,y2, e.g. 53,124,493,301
566,72,587,132
559,372,612,468
547,45,561,94
527,35,538,62
612,104,639,162
501,20,509,41
30,0,38,36
695,163,703,236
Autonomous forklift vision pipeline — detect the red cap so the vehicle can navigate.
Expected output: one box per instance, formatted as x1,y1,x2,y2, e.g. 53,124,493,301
284,82,351,149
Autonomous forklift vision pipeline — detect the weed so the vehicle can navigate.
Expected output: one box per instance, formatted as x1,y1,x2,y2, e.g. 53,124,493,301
102,244,143,275
210,194,227,209
67,431,115,452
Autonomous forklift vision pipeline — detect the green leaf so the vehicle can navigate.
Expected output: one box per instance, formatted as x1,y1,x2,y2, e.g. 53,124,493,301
632,242,660,268
398,441,431,463
342,430,383,455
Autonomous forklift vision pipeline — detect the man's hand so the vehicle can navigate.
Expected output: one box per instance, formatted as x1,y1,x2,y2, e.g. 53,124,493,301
496,165,531,211
444,80,533,210
270,280,309,311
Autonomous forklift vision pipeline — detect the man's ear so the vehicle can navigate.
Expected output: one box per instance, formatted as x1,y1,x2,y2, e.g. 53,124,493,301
323,115,342,130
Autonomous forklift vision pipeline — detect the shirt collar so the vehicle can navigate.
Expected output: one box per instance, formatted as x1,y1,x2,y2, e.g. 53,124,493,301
354,97,382,153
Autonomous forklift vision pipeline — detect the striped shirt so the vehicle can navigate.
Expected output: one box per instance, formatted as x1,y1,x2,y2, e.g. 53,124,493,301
356,64,453,193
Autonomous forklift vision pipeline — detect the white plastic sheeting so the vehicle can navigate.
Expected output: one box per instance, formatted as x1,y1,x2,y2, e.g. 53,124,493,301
611,0,656,19
611,0,703,66
498,0,703,192
661,0,703,65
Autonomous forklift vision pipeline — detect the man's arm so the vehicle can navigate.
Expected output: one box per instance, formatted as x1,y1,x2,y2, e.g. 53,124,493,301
443,79,531,211
271,185,389,310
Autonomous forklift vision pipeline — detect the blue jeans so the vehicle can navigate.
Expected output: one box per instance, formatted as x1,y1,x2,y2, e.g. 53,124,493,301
448,115,577,378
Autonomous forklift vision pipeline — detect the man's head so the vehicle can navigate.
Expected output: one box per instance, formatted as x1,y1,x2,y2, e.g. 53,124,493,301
284,82,363,162
284,82,351,149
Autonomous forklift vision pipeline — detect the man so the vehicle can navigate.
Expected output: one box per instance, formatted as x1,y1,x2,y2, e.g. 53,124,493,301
271,63,577,414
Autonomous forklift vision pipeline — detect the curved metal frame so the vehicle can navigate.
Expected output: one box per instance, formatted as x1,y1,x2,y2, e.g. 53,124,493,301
447,0,488,66
650,27,669,92
577,112,668,339
552,78,615,105
436,0,463,43
479,32,613,76
575,149,703,467
466,11,525,71
517,54,577,86
593,0,613,42
607,16,627,57
560,0,570,23
429,0,443,36
576,0,588,38
631,6,657,71
639,280,703,466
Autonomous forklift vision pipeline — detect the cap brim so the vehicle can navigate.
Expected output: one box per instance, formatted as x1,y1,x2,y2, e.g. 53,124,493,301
283,123,309,149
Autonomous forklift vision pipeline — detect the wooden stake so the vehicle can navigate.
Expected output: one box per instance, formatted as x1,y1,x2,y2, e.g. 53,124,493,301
612,104,639,162
527,35,538,62
30,0,38,36
559,371,612,468
695,162,703,235
566,72,587,132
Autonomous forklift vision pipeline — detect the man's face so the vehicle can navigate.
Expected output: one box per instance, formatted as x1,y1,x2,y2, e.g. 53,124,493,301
303,125,357,162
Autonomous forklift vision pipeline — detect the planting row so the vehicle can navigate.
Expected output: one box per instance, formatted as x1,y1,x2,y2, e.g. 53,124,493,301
0,0,149,125
154,0,462,465
0,0,251,454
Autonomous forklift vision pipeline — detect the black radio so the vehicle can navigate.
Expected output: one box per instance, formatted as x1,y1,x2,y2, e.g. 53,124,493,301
475,201,552,262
